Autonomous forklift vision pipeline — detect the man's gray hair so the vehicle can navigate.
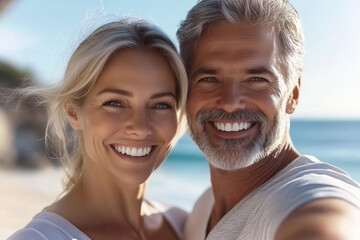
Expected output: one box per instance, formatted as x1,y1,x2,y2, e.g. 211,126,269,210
177,0,305,89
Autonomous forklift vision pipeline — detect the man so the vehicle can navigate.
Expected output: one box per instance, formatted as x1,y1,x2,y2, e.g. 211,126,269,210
177,0,360,239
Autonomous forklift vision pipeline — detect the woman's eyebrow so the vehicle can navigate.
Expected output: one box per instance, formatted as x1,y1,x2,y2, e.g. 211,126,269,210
150,92,176,99
96,88,175,99
96,88,132,97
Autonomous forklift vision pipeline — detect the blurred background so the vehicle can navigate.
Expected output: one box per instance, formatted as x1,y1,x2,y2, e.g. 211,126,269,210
1,0,360,238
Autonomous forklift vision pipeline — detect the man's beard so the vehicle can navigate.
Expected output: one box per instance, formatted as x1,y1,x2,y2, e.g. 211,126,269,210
187,108,286,170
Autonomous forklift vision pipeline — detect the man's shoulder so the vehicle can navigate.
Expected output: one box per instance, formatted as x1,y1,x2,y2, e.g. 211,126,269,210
274,155,360,187
262,155,360,239
264,155,360,216
275,197,360,239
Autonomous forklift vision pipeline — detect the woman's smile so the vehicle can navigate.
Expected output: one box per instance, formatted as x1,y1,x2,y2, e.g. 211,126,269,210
112,144,153,157
76,49,178,185
109,143,157,163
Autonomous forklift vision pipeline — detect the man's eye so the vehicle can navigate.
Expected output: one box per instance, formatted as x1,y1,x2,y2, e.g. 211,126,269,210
250,77,267,82
103,100,123,107
153,103,172,110
199,77,217,82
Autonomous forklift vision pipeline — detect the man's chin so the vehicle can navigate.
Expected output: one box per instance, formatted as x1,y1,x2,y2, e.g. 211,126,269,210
204,148,264,171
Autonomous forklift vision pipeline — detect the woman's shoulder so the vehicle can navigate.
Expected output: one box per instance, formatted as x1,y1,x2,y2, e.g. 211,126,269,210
7,227,47,240
7,211,91,240
146,199,188,239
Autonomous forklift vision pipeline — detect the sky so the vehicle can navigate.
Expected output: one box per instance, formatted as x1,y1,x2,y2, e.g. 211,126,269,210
0,0,359,119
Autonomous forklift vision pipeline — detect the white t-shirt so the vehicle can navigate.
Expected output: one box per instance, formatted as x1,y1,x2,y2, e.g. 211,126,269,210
184,155,360,240
8,200,187,240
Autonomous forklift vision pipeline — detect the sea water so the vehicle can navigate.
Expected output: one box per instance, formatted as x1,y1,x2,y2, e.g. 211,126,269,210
146,120,360,211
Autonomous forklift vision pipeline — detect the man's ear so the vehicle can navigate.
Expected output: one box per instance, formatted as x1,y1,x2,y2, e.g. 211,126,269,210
286,77,301,114
64,102,81,130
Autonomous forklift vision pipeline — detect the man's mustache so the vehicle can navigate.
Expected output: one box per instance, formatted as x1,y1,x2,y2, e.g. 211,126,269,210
195,109,267,125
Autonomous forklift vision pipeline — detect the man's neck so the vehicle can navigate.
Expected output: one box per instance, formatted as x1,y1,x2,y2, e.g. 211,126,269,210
207,140,300,233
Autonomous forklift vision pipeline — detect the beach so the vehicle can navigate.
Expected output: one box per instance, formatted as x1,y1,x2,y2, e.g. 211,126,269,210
1,120,359,239
0,162,210,239
0,167,63,239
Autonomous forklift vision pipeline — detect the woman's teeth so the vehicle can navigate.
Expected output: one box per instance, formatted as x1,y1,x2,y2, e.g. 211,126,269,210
114,146,152,157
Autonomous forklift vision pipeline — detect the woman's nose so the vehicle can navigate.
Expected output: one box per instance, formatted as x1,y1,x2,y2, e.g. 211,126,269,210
124,110,152,137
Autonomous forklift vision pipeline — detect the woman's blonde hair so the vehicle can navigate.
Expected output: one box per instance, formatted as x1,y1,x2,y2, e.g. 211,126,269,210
30,18,188,192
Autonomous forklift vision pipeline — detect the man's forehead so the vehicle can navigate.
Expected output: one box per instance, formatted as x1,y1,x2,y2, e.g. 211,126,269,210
194,20,276,56
192,21,277,65
200,19,274,38
199,20,275,43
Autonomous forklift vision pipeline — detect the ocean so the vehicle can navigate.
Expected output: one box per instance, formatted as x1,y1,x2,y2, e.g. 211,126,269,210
146,120,360,211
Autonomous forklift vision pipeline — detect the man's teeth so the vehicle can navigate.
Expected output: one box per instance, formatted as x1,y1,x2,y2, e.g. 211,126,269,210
214,122,252,132
114,146,152,157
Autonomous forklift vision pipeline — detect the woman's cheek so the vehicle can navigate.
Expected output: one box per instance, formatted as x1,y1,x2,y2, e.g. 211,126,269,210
154,113,178,140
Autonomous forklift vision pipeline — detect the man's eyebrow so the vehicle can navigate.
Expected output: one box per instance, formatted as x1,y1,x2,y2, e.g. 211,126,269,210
246,67,275,77
191,67,276,79
190,67,218,79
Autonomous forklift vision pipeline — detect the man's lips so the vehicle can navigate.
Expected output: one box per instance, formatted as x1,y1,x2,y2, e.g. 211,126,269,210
205,120,258,140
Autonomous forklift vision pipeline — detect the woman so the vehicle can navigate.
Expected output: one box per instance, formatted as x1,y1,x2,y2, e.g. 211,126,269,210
8,18,188,240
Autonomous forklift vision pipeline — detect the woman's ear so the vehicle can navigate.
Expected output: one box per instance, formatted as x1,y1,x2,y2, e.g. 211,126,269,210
64,102,81,130
286,77,301,114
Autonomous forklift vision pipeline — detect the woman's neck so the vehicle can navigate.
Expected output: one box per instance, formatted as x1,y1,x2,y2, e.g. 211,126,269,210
46,160,147,237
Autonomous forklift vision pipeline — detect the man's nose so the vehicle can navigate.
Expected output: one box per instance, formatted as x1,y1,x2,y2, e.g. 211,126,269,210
217,81,246,113
124,110,152,137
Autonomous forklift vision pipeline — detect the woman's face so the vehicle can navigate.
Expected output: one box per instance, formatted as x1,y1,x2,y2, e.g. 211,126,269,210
69,50,178,185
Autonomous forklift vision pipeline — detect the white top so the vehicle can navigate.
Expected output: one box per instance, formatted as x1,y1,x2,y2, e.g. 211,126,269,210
7,200,187,240
184,155,360,240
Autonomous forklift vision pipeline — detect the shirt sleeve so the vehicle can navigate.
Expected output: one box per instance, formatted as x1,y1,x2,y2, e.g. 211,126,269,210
7,228,48,240
258,167,360,239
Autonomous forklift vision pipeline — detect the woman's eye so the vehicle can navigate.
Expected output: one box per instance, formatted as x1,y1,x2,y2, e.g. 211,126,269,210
153,103,172,110
103,100,123,108
199,77,217,83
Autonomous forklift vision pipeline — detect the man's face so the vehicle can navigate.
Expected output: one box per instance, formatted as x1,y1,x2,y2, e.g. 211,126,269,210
187,20,293,170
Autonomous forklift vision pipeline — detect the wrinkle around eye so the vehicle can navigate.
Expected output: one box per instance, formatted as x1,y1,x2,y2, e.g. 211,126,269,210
199,76,218,83
152,102,173,110
103,100,124,108
249,76,269,82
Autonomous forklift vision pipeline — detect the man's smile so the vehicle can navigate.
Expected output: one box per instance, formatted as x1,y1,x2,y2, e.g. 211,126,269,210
212,121,254,132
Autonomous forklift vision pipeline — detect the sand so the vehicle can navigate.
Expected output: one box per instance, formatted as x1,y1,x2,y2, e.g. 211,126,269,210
0,165,200,239
0,167,63,239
